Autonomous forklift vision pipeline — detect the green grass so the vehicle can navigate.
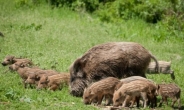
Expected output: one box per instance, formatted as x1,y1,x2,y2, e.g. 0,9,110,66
0,0,184,110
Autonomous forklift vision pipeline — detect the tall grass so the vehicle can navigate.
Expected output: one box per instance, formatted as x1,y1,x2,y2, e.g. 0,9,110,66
0,0,184,109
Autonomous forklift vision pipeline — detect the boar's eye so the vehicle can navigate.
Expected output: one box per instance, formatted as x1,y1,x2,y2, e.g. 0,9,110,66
70,77,74,82
116,99,119,102
41,82,45,84
85,97,88,99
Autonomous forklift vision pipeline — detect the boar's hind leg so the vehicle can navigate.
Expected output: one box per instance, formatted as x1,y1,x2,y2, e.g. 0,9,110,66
159,96,167,107
105,95,113,106
141,93,148,108
177,98,181,109
23,80,28,88
171,97,177,108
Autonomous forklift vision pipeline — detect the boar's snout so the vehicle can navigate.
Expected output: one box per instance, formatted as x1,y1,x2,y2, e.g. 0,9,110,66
1,62,7,66
70,90,83,97
36,87,42,90
84,101,91,105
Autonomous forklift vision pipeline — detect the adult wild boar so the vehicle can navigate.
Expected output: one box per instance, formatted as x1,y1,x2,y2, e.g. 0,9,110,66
70,42,159,97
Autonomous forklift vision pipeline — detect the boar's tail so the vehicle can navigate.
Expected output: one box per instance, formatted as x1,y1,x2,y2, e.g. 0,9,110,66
151,55,159,73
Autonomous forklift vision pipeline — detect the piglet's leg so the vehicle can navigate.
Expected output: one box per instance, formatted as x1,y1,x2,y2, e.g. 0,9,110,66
159,97,164,107
177,98,181,109
49,85,58,91
141,93,148,108
122,97,128,107
171,97,177,108
97,94,103,105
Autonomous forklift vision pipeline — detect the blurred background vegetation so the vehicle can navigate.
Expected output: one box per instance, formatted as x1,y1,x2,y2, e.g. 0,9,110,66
15,0,184,40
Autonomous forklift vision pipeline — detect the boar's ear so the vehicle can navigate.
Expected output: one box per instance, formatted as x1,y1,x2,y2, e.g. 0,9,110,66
88,89,94,95
35,73,39,79
73,58,82,72
124,91,130,95
46,76,50,82
157,85,160,90
72,58,86,74
10,56,16,63
90,91,94,95
10,56,17,63
20,62,25,67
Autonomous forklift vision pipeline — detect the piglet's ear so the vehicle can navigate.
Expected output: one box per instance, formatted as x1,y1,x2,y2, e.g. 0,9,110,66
157,85,160,89
20,62,26,67
90,91,94,95
35,73,39,79
46,76,50,82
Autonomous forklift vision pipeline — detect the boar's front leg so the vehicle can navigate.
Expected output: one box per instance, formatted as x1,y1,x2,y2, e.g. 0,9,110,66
159,96,167,107
171,97,177,108
122,95,130,107
49,85,58,91
97,94,104,105
141,92,148,108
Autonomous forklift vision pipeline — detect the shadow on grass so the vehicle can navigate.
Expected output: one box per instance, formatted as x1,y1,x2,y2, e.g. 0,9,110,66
173,106,184,110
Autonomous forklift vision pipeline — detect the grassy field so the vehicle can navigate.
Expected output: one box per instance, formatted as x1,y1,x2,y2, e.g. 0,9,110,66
0,0,184,110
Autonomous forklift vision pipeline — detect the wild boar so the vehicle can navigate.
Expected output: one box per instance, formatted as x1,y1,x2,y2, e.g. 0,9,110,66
9,61,56,88
47,73,70,91
9,61,41,88
113,80,157,108
157,83,181,108
1,55,33,66
83,77,120,105
147,61,175,80
114,76,157,108
115,76,148,90
70,42,159,97
37,75,49,90
25,69,58,86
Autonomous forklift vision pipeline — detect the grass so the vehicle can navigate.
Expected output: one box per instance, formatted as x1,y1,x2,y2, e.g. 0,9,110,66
0,0,184,110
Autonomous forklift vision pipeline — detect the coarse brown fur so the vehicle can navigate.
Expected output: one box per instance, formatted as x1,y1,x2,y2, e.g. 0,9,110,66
147,60,175,80
25,69,59,86
47,73,70,91
36,72,63,90
9,61,42,88
115,76,148,91
113,80,157,108
115,76,157,108
70,42,159,97
157,83,181,109
9,61,57,88
83,77,120,105
1,55,33,66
